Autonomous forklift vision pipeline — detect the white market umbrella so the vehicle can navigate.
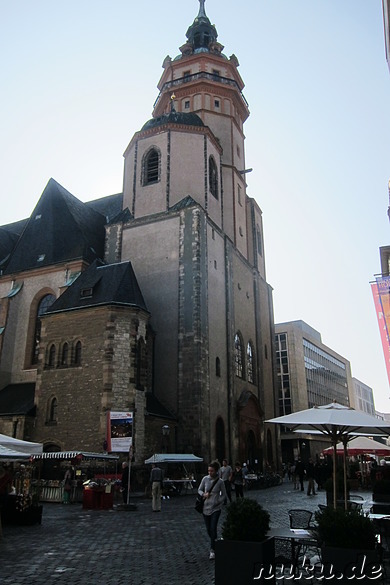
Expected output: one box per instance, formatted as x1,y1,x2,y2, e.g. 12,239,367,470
322,436,390,457
0,433,43,456
267,402,390,509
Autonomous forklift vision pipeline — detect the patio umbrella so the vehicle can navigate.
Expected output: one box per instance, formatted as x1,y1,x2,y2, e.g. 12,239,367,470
266,402,390,509
322,436,390,457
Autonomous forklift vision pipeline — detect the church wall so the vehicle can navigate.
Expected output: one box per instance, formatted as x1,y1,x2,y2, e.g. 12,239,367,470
168,131,206,205
121,216,180,414
34,305,148,455
0,268,65,388
206,224,229,453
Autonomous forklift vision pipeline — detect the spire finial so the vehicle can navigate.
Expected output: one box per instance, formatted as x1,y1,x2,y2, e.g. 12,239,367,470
198,0,206,18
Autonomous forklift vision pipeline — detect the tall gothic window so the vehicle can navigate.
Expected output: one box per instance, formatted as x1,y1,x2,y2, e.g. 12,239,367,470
247,342,255,384
61,343,69,366
32,294,56,364
48,397,58,423
48,344,56,367
234,333,244,379
143,148,160,185
74,341,82,366
209,156,218,199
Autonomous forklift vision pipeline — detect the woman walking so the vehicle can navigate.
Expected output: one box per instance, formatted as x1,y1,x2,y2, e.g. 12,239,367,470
198,461,226,560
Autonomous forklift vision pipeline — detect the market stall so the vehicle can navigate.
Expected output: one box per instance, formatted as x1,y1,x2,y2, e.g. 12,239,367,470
144,454,203,496
0,435,43,527
32,451,119,506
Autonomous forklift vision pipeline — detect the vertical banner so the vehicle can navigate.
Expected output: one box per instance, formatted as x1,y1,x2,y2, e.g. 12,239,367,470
106,411,133,452
371,279,390,386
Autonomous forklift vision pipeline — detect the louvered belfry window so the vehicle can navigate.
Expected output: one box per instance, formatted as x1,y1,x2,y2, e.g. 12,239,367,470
144,149,159,185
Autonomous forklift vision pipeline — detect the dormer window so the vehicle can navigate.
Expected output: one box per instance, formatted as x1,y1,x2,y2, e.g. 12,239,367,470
80,287,93,298
37,254,45,262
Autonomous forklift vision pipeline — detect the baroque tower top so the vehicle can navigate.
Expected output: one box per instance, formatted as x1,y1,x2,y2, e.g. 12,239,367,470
184,0,221,54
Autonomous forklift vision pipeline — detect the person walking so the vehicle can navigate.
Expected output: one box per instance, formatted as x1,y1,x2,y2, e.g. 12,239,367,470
219,459,232,502
232,461,245,498
150,463,164,512
198,461,226,560
306,458,316,496
295,458,305,492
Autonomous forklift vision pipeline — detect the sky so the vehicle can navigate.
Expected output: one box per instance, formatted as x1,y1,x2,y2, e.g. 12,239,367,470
1,1,390,410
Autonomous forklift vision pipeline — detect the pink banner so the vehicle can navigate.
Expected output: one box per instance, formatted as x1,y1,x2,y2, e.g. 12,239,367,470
372,279,390,386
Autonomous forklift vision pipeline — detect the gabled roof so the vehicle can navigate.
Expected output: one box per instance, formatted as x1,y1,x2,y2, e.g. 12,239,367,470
0,227,20,268
3,179,107,275
46,259,148,313
169,195,198,212
0,383,36,416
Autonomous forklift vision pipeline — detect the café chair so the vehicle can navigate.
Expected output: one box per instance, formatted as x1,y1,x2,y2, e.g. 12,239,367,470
288,509,322,568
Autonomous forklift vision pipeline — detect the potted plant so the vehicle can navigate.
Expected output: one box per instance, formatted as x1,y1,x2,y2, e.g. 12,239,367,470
324,475,350,507
215,498,275,584
372,478,390,514
314,507,381,583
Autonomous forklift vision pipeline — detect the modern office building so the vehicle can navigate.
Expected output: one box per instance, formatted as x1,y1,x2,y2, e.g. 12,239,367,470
352,377,376,416
274,320,353,462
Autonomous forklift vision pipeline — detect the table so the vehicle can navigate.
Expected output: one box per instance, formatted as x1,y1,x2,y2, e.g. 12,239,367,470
268,527,319,577
163,479,196,495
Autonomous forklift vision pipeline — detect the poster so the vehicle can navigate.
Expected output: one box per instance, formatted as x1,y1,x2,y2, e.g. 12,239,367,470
107,411,133,452
371,279,390,386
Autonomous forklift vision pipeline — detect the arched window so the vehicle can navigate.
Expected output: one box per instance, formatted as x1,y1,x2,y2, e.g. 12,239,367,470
48,397,58,423
215,357,221,377
247,342,255,384
48,344,56,367
143,148,160,185
32,294,56,364
61,343,69,366
209,156,218,199
74,341,82,366
234,333,244,379
256,224,263,256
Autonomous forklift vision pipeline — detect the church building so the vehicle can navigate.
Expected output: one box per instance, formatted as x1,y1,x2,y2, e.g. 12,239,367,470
0,1,278,470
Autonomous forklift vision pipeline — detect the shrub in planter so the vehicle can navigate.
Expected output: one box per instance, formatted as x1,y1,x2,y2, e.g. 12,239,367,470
314,507,381,583
215,498,275,584
222,497,270,542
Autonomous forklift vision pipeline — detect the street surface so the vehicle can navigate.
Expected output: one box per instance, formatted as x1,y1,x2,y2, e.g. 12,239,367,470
0,482,376,584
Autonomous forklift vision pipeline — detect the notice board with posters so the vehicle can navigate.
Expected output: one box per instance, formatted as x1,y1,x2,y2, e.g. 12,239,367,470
106,411,133,452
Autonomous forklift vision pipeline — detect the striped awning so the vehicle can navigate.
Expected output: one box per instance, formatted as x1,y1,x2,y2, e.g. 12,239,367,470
33,451,119,461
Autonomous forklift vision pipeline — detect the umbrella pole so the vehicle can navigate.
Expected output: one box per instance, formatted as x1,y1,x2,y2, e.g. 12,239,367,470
333,440,337,509
343,439,348,510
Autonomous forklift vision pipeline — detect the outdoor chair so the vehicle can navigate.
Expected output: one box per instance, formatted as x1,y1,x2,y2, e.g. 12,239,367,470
288,509,321,567
318,503,327,512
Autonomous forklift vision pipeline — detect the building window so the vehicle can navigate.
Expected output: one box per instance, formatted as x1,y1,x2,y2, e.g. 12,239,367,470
184,100,190,109
216,357,221,377
142,148,160,185
74,341,82,366
209,156,218,199
237,184,242,205
48,344,56,368
48,397,58,423
32,294,56,364
183,70,191,81
256,225,262,256
212,69,220,79
61,343,69,366
214,260,217,269
234,333,244,379
214,99,220,109
247,342,255,384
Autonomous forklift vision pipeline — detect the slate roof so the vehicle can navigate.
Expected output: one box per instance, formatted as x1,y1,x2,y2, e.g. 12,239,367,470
46,259,148,314
85,193,123,222
3,179,107,275
0,383,36,416
141,111,204,132
0,227,20,269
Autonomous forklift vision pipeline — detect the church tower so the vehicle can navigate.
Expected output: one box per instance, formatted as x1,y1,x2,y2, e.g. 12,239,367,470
109,0,277,466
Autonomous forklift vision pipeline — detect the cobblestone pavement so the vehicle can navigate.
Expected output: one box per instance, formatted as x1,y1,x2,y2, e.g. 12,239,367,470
0,482,378,585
